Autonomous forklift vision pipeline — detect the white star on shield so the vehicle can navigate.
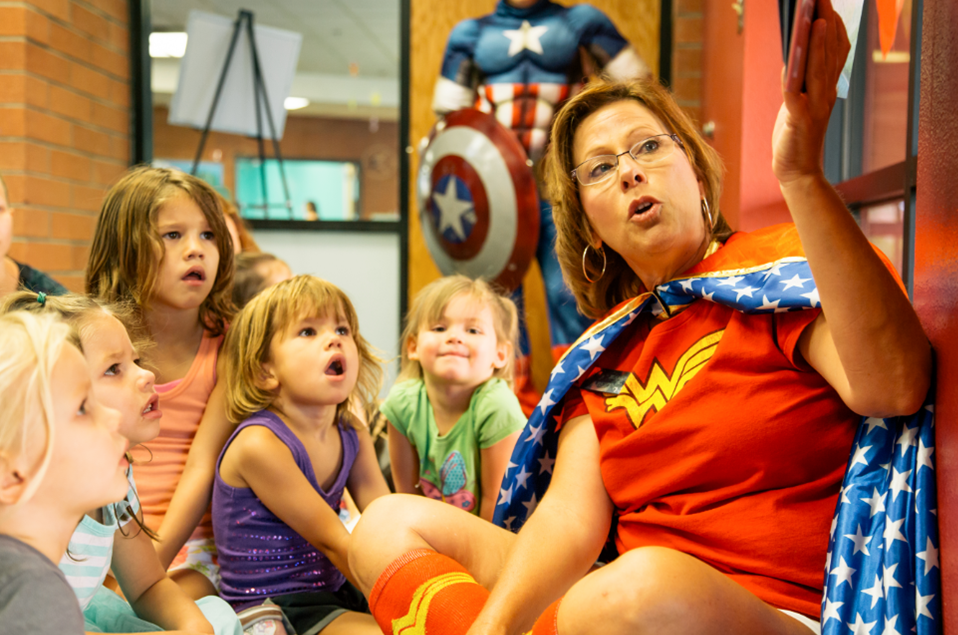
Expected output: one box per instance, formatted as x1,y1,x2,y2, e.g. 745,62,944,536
432,177,473,241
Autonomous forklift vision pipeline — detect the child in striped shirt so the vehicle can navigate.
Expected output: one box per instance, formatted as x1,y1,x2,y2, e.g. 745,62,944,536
2,292,241,635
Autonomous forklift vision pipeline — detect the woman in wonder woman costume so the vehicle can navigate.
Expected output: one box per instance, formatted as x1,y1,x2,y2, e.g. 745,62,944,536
347,3,931,634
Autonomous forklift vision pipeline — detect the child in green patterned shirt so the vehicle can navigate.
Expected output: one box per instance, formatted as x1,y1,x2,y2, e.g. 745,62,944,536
383,275,527,522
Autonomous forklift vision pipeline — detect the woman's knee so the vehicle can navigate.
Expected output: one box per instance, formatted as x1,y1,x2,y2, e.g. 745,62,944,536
563,547,706,634
352,493,417,539
347,494,427,583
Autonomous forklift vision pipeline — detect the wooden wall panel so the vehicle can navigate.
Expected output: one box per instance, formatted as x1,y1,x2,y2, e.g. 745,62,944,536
408,0,660,389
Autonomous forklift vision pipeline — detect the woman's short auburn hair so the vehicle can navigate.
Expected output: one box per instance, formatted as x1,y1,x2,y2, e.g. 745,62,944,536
85,166,235,336
398,275,519,387
542,78,733,319
223,275,383,426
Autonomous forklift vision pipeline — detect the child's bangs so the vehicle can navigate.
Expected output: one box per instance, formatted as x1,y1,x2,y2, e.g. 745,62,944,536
273,278,356,334
417,282,485,331
154,182,232,280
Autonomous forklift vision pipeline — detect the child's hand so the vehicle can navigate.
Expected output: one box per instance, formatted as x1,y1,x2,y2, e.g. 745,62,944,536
112,527,216,633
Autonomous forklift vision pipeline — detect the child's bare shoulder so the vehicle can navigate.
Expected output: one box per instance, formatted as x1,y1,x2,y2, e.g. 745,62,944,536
227,424,291,462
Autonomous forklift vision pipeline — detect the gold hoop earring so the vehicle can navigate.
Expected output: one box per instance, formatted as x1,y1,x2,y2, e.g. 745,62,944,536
701,198,715,230
582,244,607,283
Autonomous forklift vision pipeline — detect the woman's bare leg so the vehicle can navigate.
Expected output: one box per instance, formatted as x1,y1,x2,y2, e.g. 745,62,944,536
348,494,517,596
556,547,818,635
320,611,382,635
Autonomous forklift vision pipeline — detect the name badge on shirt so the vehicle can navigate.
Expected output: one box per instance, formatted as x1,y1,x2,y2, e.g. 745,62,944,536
580,369,631,396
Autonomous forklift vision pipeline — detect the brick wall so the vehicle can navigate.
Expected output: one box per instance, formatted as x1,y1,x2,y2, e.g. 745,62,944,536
672,0,704,124
0,0,129,291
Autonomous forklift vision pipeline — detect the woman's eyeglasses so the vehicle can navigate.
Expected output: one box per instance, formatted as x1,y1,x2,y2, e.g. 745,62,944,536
571,133,684,187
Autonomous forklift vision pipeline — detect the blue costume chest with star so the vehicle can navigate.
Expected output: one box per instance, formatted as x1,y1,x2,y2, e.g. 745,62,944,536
441,1,629,87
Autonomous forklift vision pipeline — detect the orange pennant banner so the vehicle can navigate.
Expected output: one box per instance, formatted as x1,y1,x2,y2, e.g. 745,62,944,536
875,0,905,57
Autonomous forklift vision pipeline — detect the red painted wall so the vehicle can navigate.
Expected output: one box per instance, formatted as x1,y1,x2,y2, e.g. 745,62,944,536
739,0,793,231
702,0,789,232
912,0,958,630
701,0,744,228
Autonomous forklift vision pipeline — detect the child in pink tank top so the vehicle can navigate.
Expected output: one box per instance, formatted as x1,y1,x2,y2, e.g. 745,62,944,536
149,333,222,575
86,167,236,599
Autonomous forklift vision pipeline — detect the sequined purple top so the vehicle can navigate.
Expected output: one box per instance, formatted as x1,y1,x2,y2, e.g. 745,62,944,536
212,410,358,608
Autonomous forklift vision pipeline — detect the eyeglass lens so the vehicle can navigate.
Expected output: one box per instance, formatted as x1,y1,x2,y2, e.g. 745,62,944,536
574,134,677,186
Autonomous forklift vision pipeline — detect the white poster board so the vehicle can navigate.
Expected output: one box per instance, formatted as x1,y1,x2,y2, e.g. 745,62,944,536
169,11,302,138
833,0,866,99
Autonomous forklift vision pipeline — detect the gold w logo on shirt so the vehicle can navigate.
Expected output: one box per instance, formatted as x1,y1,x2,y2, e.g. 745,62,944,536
391,571,478,635
605,329,725,428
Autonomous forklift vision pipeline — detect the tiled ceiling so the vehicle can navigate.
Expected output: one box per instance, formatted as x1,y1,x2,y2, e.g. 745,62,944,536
152,0,400,79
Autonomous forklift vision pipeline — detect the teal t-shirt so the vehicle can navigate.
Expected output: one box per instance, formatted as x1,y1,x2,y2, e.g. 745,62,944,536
381,378,526,515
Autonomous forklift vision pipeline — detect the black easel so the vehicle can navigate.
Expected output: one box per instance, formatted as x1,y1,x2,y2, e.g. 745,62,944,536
190,10,293,220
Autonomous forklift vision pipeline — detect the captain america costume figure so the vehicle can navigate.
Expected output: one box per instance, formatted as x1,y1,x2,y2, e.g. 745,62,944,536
432,0,650,413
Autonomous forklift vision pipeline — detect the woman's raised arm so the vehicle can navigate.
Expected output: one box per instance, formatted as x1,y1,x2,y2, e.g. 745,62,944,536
772,0,931,417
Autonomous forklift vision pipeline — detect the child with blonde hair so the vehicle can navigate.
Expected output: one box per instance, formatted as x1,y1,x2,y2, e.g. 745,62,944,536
384,275,526,521
2,292,242,635
0,311,128,634
214,275,389,634
86,166,235,598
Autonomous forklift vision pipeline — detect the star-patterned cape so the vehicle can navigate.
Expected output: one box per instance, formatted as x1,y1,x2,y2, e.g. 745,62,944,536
822,401,939,634
492,224,940,632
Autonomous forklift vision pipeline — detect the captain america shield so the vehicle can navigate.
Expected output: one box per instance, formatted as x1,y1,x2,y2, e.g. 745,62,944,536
417,109,540,292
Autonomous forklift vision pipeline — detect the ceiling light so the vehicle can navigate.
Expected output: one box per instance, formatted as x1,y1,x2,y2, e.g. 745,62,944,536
150,32,188,58
284,97,309,110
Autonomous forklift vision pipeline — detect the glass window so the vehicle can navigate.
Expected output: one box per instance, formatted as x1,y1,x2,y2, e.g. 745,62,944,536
149,1,400,226
147,0,405,381
861,0,913,175
825,0,919,290
235,158,360,221
856,199,905,276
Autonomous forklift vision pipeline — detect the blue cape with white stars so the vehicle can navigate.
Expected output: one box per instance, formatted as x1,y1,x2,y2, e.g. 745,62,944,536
492,223,940,633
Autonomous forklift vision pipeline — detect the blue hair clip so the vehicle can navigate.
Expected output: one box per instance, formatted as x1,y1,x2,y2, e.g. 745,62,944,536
36,292,46,306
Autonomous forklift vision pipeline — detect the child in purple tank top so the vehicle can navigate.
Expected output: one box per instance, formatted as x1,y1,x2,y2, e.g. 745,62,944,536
214,276,390,634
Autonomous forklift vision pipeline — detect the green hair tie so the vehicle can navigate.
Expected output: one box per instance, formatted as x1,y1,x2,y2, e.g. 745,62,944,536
36,292,47,306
